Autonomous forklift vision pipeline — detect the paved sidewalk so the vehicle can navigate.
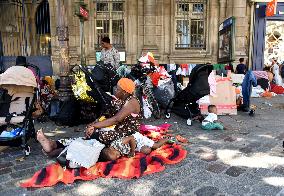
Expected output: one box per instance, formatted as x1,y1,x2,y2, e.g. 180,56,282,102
0,97,284,195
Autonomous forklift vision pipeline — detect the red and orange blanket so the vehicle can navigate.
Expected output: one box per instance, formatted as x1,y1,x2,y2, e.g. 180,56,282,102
20,124,187,188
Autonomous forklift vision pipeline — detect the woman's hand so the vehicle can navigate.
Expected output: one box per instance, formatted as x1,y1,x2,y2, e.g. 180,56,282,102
85,125,96,138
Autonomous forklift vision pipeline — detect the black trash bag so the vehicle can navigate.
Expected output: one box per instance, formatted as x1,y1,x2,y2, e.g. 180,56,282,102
78,101,99,124
153,79,175,108
49,99,60,119
49,98,80,126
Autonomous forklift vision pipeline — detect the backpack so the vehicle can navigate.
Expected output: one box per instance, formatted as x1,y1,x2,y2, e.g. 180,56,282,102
0,88,12,117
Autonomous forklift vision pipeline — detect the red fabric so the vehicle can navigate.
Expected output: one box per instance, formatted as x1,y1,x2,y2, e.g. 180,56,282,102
271,83,284,94
180,64,188,69
20,125,187,188
266,0,277,17
149,72,160,86
140,123,171,133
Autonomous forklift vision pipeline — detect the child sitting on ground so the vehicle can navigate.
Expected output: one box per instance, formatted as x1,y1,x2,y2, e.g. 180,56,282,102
101,132,170,161
201,105,224,130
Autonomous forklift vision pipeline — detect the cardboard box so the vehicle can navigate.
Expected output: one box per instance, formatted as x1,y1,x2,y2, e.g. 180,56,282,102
199,72,237,115
230,73,245,84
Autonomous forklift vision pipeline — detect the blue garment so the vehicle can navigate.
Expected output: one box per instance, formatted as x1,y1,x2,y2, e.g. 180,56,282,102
0,128,24,138
236,63,247,74
242,70,257,107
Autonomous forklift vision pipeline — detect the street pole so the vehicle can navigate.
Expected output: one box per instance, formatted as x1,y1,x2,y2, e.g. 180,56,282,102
56,0,72,101
75,0,89,66
80,17,86,66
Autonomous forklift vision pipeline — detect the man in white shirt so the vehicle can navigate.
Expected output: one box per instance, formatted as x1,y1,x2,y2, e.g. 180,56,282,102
100,37,120,70
201,105,224,130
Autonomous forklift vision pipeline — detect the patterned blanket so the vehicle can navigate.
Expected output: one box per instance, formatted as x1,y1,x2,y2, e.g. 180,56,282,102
20,124,187,188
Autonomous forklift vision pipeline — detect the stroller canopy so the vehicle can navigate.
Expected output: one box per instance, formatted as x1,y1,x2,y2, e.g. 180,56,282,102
0,66,37,87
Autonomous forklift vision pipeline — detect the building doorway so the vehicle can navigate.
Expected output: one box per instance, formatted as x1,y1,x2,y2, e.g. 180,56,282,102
264,20,284,66
253,3,284,70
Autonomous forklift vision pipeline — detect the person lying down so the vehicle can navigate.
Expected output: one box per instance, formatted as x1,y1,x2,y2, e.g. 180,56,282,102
100,132,171,161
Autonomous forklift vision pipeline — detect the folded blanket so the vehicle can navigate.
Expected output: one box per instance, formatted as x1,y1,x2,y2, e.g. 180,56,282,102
20,124,187,188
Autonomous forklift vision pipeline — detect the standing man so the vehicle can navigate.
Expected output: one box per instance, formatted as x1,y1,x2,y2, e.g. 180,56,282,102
100,37,120,70
235,58,247,74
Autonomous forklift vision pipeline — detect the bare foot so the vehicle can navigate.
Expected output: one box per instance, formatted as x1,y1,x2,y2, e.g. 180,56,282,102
37,129,54,153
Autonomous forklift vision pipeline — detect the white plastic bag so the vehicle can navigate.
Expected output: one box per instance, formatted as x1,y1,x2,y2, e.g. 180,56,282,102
142,96,152,119
65,138,105,169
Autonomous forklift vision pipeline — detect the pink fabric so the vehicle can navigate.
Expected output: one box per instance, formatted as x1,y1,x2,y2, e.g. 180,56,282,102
29,67,40,83
140,124,172,133
252,71,268,80
131,113,139,117
208,72,217,97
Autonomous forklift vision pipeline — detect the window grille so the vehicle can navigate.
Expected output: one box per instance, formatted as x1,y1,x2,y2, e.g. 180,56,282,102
175,0,206,49
94,0,125,50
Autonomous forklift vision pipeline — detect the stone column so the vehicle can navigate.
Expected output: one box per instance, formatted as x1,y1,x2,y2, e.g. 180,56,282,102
86,0,96,65
162,0,171,63
142,0,159,56
232,0,249,60
56,0,72,101
126,0,138,63
211,0,220,63
219,0,227,24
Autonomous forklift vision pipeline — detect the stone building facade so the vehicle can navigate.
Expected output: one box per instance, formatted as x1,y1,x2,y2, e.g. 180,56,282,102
0,0,264,75
47,0,251,75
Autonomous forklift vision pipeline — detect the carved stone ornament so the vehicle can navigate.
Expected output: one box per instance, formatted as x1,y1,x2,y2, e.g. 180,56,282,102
56,26,69,41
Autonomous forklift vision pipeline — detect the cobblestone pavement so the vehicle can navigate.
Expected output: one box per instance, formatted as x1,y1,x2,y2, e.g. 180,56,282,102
1,97,284,196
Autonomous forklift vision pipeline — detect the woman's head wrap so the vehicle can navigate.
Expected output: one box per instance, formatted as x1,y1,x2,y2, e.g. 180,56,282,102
117,78,135,94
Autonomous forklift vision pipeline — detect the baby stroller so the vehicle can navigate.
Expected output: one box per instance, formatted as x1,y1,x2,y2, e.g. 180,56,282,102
91,61,120,94
0,65,40,156
75,65,114,117
165,64,212,125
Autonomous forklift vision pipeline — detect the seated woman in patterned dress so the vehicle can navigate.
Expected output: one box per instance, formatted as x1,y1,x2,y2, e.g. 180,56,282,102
37,78,142,157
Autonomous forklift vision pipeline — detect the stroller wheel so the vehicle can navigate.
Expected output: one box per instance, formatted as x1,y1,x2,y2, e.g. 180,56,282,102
165,113,171,119
25,145,31,156
186,119,192,126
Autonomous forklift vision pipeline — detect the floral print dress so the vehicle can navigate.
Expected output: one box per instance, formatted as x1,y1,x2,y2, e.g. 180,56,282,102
56,95,141,148
97,95,142,146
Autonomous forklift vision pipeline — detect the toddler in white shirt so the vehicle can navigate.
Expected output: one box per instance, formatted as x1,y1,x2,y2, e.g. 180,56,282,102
201,105,224,130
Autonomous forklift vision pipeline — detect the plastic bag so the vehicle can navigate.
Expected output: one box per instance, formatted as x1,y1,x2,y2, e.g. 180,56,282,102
0,128,24,138
153,79,175,108
71,72,94,102
57,138,105,169
142,96,152,119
